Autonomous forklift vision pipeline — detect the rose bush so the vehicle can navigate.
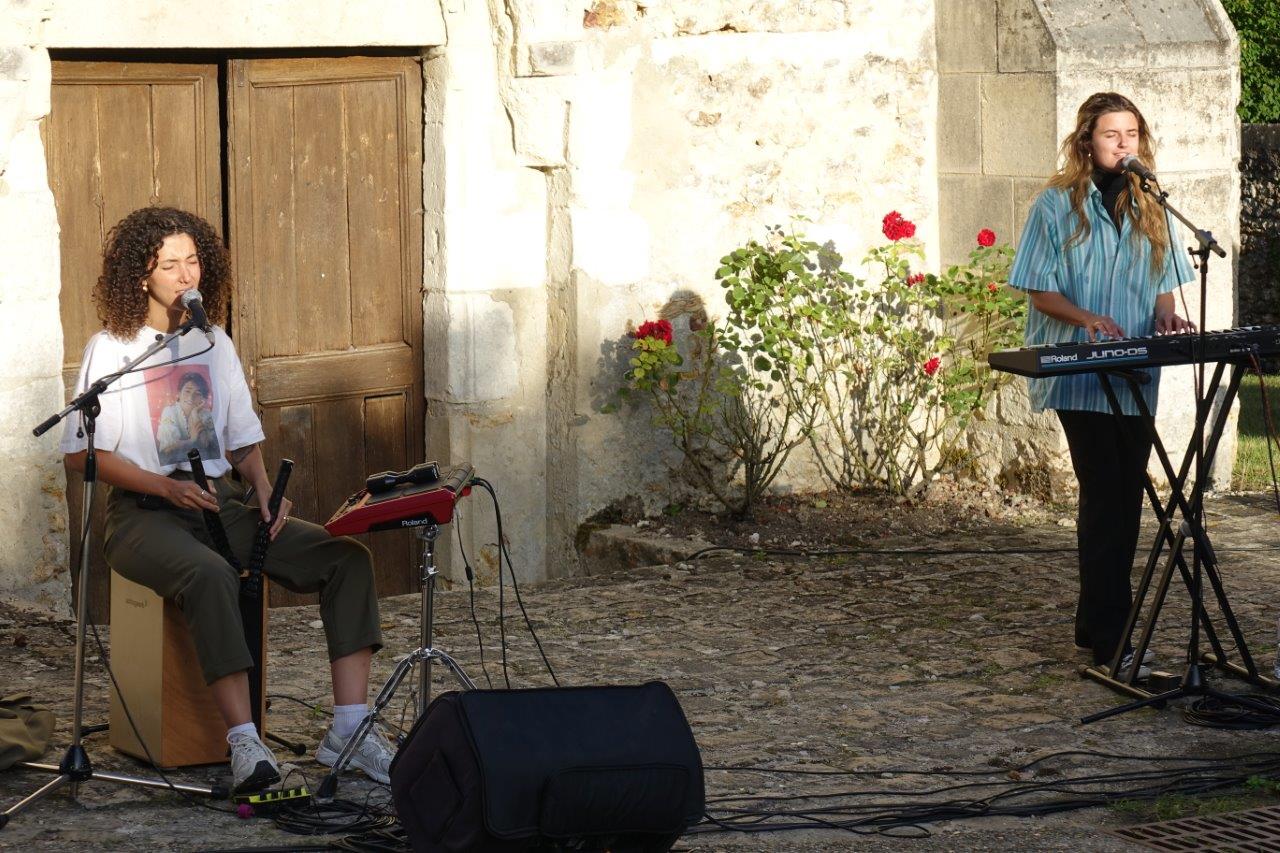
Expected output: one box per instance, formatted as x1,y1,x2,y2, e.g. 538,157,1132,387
611,215,1026,506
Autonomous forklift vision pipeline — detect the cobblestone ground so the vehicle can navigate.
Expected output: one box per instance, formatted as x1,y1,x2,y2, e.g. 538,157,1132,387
2,493,1280,851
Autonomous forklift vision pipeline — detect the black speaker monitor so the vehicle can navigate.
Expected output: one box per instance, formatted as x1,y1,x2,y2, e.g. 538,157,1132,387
389,681,704,852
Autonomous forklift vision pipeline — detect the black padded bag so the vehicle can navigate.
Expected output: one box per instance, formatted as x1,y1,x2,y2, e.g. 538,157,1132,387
389,681,703,852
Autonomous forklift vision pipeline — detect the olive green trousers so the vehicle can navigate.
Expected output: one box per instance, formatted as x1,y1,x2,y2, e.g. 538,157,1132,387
104,474,382,684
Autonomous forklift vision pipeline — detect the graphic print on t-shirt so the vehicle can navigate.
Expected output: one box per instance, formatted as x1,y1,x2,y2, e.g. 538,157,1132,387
145,364,222,466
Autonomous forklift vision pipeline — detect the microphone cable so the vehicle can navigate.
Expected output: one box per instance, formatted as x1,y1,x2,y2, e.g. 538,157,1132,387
453,508,494,689
472,478,560,687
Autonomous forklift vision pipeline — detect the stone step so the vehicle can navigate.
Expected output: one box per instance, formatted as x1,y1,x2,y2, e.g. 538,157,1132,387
576,523,719,576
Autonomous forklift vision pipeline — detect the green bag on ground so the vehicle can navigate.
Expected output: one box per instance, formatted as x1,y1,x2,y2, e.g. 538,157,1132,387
0,694,56,770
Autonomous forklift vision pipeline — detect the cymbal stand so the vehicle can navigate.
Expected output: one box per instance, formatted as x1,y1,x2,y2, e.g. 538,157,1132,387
316,522,474,801
4,329,224,830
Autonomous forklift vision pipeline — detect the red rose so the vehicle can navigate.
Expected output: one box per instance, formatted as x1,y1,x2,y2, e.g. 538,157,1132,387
987,282,999,293
633,319,673,345
882,211,917,242
923,356,941,377
977,229,996,247
906,273,925,287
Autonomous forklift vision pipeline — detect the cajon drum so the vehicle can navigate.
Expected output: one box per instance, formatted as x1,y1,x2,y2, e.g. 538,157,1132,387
109,570,267,767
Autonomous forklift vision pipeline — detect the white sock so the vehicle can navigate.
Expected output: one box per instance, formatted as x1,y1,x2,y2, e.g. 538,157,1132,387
226,722,257,744
332,703,369,739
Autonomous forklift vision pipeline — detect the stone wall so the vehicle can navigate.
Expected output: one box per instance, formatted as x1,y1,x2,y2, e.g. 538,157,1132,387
566,1,941,529
1240,124,1280,327
0,4,67,612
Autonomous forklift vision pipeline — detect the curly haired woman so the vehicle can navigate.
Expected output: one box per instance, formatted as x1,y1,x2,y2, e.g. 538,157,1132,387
60,207,392,793
1009,93,1194,678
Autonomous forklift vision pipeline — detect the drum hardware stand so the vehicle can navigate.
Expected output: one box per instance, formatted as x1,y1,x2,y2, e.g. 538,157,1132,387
1082,183,1276,724
4,329,225,830
316,521,475,802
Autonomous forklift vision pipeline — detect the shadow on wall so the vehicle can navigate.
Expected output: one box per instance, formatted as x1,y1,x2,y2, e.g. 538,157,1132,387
593,289,742,513
591,288,712,416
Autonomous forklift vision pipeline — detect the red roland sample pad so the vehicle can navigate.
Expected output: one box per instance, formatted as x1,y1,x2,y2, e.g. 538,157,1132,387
325,463,474,536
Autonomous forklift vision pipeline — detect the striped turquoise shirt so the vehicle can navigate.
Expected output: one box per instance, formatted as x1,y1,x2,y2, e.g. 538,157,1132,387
1008,184,1194,416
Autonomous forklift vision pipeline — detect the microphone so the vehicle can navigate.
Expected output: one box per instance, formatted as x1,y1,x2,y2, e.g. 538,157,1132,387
1119,154,1156,182
180,290,215,344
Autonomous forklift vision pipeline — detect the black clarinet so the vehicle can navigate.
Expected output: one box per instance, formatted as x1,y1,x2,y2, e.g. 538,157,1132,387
187,449,241,571
245,459,294,598
187,449,293,733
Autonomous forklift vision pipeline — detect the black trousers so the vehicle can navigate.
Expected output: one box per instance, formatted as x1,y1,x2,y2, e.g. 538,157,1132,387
1056,409,1153,665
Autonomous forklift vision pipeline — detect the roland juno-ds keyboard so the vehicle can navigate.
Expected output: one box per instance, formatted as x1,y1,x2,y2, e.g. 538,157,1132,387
988,326,1280,377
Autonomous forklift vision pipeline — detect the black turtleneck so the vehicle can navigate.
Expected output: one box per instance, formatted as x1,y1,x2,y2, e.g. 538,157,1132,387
1092,167,1127,231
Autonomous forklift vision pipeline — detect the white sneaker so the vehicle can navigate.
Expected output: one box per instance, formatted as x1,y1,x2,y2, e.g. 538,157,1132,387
229,731,281,794
1119,651,1152,681
315,722,396,784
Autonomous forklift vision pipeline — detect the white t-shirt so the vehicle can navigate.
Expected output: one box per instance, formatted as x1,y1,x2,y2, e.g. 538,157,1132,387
60,325,264,479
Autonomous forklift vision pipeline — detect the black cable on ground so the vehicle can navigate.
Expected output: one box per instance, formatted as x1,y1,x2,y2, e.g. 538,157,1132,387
693,749,1280,837
263,693,409,742
473,477,560,687
455,508,494,689
1184,693,1280,729
685,542,1280,562
265,692,332,718
267,765,396,837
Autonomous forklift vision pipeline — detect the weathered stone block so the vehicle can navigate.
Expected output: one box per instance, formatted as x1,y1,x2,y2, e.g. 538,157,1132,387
980,72,1056,177
1121,68,1236,175
43,0,446,48
517,40,578,77
509,0,582,43
428,292,519,403
938,73,981,174
937,0,996,73
997,0,1053,73
1042,0,1232,71
939,174,1012,266
641,0,849,36
608,28,938,292
1153,170,1238,330
453,165,547,292
565,71,632,172
508,76,569,166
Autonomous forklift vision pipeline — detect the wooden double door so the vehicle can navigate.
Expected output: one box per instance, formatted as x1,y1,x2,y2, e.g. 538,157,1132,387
46,55,425,618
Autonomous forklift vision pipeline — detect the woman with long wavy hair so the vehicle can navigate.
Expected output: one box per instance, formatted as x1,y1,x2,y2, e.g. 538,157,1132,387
1008,92,1194,677
60,207,395,794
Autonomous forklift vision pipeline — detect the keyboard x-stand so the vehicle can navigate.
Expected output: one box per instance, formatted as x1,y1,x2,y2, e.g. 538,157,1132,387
1079,358,1277,720
991,332,1280,717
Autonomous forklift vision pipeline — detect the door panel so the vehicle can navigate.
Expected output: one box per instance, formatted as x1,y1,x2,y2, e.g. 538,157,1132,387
44,60,222,622
228,56,425,605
